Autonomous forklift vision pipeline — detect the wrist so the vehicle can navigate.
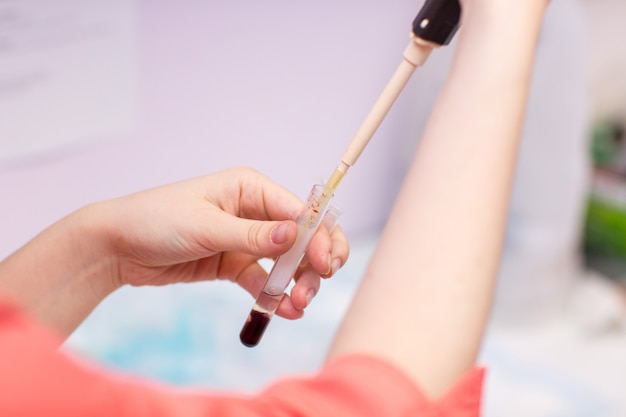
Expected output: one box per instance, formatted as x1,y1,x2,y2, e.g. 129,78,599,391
0,203,118,337
460,1,547,33
70,202,121,296
450,0,547,93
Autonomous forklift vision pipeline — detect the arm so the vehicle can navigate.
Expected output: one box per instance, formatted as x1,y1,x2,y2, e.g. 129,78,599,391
0,167,349,338
327,0,548,398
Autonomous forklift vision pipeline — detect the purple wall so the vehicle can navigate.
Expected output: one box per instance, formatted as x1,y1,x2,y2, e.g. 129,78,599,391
0,1,426,258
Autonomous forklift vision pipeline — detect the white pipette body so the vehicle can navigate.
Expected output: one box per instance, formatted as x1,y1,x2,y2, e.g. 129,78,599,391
239,38,435,347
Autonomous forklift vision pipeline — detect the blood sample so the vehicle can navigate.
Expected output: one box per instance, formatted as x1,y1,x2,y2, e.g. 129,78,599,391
240,308,271,347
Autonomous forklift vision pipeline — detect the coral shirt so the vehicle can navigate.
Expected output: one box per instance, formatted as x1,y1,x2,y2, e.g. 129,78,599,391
0,295,484,416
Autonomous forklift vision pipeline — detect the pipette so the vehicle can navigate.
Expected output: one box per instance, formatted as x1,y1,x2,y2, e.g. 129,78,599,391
240,0,461,347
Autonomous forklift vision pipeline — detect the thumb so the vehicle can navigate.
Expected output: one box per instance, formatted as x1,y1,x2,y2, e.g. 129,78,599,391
210,213,298,257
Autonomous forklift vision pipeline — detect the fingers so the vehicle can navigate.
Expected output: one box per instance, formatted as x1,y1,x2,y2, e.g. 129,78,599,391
231,256,319,318
219,253,269,294
274,224,349,317
204,208,348,281
204,211,299,258
231,257,329,320
228,257,309,320
199,168,349,271
196,169,350,319
275,295,306,320
327,225,350,277
285,267,320,313
218,167,303,221
305,224,350,279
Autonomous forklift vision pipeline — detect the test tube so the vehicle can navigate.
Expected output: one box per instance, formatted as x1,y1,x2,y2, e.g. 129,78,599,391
240,184,341,347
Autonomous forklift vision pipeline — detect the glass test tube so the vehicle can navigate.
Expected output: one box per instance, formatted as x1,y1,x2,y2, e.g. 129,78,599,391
240,184,341,347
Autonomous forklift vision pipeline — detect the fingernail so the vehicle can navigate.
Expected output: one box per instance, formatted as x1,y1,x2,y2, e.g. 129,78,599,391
331,258,342,275
270,222,291,245
306,289,316,306
325,253,332,276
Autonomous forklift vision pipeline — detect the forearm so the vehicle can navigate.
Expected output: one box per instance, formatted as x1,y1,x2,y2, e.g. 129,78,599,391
328,2,547,397
0,204,116,339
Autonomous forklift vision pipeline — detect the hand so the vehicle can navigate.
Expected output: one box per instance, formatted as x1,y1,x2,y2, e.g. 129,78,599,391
100,167,349,319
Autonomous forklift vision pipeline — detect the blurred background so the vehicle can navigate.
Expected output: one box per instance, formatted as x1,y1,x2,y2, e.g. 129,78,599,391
1,0,626,415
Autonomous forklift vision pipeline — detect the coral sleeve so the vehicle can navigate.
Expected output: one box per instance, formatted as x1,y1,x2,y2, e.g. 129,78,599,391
258,354,485,417
0,294,484,417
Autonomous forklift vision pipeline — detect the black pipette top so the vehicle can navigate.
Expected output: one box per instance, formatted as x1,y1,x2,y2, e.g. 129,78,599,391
412,0,461,46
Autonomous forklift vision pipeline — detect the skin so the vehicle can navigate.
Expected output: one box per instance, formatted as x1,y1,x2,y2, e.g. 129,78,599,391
327,0,550,398
0,167,349,339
